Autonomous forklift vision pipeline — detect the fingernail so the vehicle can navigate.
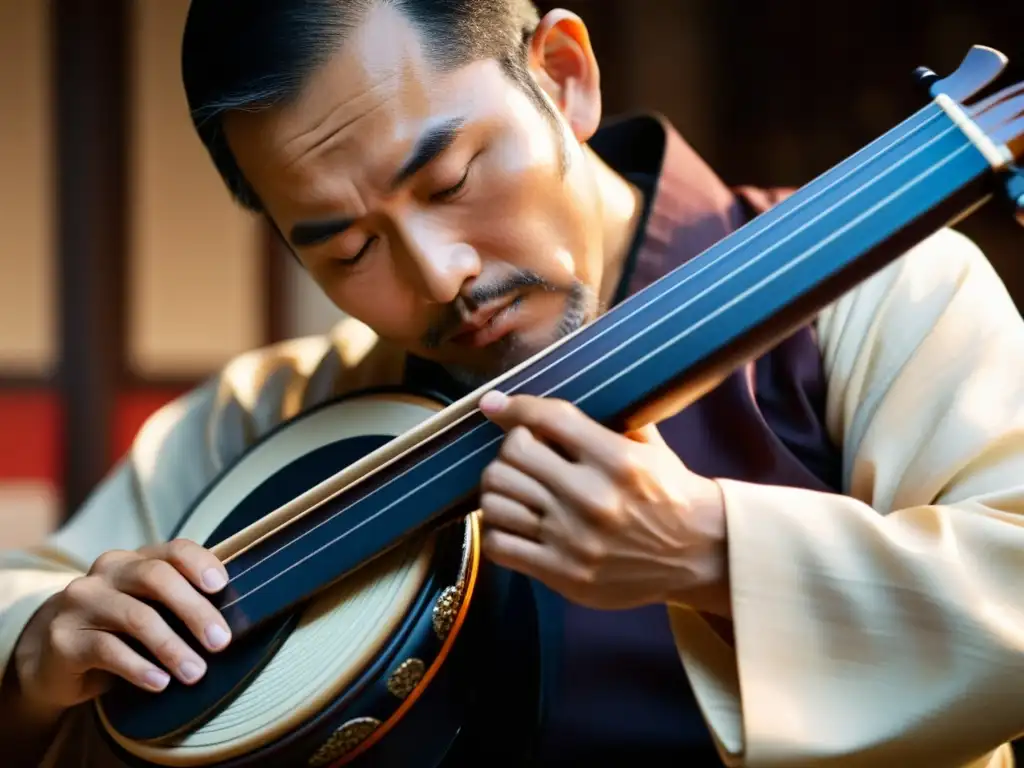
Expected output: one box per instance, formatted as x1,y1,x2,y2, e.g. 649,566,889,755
144,669,170,690
180,659,206,683
479,390,509,414
206,624,231,650
202,568,227,591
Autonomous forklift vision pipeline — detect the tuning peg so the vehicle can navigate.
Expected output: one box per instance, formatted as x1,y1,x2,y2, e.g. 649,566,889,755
914,66,941,96
1005,171,1024,227
918,45,1008,104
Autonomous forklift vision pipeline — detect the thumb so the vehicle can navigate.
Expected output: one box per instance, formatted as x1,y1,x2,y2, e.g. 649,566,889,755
478,390,520,431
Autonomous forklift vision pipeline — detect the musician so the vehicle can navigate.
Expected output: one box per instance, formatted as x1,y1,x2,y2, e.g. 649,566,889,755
2,1,1023,766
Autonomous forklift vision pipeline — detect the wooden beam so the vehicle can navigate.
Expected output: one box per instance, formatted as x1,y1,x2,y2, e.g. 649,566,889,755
53,0,129,517
263,220,289,345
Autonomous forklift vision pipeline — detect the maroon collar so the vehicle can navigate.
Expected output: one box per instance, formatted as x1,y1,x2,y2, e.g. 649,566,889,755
589,113,775,297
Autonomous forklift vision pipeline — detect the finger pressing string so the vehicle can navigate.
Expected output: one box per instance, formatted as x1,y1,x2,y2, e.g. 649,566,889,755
479,492,545,542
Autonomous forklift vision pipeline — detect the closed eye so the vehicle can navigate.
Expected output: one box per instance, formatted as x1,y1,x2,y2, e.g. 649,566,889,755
339,236,378,266
430,165,471,202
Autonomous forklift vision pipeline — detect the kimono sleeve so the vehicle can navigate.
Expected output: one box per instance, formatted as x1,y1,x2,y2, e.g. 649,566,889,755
0,318,402,692
667,228,1024,767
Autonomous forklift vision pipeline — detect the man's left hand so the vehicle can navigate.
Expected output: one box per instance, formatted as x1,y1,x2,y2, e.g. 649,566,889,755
477,390,731,616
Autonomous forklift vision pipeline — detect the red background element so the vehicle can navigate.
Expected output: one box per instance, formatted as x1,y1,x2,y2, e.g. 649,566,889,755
0,388,189,484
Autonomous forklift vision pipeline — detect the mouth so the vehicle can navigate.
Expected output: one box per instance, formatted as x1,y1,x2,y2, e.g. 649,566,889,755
448,295,524,349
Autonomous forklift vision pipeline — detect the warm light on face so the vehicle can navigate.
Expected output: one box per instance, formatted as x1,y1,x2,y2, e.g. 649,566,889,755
553,246,576,273
224,6,606,388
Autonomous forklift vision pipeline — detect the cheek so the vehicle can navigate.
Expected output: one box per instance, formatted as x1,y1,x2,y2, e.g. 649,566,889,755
466,165,595,283
311,262,426,343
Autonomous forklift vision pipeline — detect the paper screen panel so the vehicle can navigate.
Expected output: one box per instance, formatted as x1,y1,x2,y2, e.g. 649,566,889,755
0,0,55,376
127,0,262,378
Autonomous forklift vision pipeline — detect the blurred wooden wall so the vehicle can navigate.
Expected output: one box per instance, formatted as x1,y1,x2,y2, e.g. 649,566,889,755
0,0,1021,549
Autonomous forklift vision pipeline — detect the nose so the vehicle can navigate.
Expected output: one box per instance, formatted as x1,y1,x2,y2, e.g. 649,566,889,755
395,214,481,305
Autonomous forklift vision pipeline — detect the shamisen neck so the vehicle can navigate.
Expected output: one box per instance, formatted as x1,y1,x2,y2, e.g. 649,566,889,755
210,97,1006,639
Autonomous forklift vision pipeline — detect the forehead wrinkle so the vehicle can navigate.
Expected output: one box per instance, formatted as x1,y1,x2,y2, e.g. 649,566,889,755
279,72,400,165
281,96,396,179
284,81,449,200
280,2,433,157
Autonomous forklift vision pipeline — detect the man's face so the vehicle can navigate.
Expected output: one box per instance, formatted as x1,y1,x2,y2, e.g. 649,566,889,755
224,6,607,387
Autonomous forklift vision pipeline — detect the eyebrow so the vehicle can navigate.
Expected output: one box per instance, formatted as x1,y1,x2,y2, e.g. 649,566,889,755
289,217,355,248
390,117,465,190
288,117,465,249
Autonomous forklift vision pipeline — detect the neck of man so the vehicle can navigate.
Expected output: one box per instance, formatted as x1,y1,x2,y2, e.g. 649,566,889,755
582,144,647,310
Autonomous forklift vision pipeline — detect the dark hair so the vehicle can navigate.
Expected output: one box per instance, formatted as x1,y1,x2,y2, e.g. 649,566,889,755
181,0,554,213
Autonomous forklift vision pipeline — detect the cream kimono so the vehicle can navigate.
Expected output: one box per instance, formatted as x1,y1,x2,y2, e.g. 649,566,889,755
2,229,1023,767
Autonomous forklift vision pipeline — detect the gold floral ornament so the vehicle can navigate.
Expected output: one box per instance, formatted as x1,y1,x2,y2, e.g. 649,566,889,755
387,658,426,699
432,581,465,640
307,717,381,767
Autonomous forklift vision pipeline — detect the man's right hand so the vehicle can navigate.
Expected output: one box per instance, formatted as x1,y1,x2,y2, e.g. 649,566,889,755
12,539,233,710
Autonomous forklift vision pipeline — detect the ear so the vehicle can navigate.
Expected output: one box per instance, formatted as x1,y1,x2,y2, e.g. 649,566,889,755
526,9,602,142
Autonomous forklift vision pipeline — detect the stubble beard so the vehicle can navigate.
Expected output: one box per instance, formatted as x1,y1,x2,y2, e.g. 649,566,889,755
442,280,598,392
